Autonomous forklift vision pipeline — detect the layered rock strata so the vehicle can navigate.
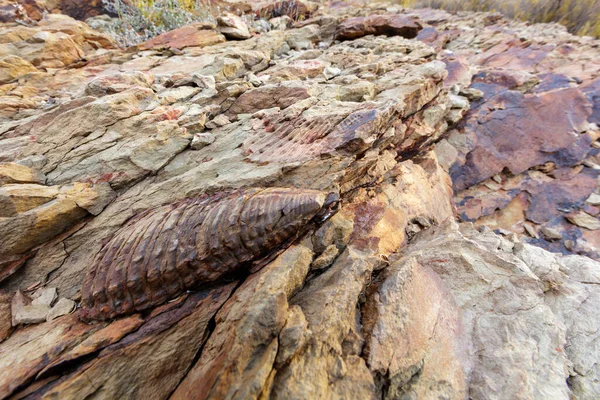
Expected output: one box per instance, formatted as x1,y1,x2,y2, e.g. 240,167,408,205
0,1,598,399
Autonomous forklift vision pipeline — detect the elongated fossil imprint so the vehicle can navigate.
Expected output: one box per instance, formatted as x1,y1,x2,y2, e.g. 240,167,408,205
80,188,338,321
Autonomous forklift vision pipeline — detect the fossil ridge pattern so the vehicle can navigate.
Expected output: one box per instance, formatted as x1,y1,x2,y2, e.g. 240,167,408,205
243,108,383,163
80,188,333,321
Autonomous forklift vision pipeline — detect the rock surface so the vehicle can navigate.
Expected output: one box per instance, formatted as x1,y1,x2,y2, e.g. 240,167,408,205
0,1,599,399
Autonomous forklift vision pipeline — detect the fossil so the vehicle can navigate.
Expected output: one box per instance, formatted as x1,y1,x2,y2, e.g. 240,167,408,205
80,188,338,321
243,109,381,163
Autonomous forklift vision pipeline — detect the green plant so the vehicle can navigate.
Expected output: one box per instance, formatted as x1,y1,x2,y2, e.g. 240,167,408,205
98,0,217,47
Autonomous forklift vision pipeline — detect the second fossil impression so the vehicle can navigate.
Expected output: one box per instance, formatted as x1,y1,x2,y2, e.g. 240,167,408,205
80,187,337,321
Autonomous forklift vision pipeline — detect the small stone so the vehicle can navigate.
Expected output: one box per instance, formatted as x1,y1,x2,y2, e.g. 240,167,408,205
270,16,292,31
11,290,50,326
181,110,208,134
217,14,252,40
311,245,339,270
445,109,465,124
323,66,341,80
582,159,599,169
31,287,57,307
566,211,600,230
540,226,563,241
250,19,271,34
246,73,262,87
459,87,484,101
190,133,216,150
523,223,539,239
478,225,491,233
414,216,432,228
483,181,502,191
46,298,76,321
206,115,231,129
406,223,422,237
586,193,600,206
192,74,216,91
449,94,469,110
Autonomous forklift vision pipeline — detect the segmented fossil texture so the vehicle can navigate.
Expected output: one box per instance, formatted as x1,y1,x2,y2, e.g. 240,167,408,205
243,109,381,163
80,188,332,321
256,1,311,21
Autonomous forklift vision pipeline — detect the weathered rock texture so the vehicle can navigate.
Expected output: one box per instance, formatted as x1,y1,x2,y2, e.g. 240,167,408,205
0,1,599,399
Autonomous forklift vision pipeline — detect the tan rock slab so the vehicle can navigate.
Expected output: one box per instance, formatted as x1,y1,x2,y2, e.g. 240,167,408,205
567,211,600,230
0,55,38,84
31,287,57,307
46,298,76,321
0,162,46,186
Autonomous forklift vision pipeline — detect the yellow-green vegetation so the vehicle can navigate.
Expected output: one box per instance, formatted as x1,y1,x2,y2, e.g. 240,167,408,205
400,0,600,37
98,0,217,47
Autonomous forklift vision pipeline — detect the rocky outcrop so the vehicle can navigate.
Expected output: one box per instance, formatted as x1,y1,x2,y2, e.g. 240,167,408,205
0,1,598,399
0,0,112,22
368,221,600,400
384,6,600,260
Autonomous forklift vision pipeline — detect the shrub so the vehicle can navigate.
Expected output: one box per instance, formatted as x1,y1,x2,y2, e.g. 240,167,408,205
97,0,217,47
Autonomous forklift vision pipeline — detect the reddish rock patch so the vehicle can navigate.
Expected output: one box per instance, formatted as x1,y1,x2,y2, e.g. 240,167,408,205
451,87,592,190
335,14,423,41
138,25,226,51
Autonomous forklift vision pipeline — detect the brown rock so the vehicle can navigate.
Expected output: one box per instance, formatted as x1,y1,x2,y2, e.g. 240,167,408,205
171,245,314,400
37,315,144,377
0,162,45,186
7,285,234,399
310,244,339,270
396,222,570,399
84,71,155,97
452,88,592,190
0,184,60,217
335,14,423,41
217,13,252,40
0,55,38,84
0,0,43,23
227,82,310,116
0,292,12,341
0,181,115,282
138,25,226,51
1,6,599,398
59,0,111,21
0,312,92,397
363,257,470,399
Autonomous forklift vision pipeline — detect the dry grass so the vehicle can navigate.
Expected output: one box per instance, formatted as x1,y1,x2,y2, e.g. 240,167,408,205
98,0,218,47
401,0,600,37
